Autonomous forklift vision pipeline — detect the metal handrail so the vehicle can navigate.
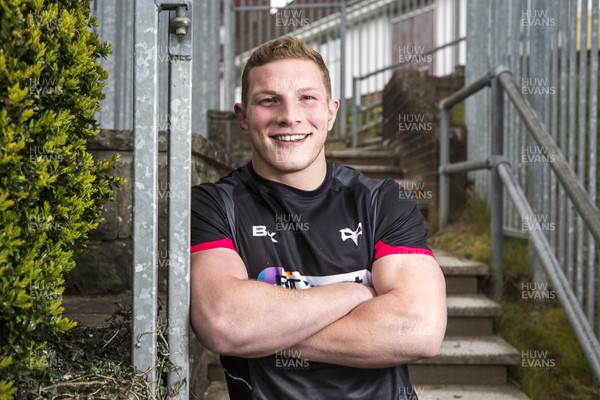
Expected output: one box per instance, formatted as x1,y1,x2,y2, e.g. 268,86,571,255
438,65,600,382
496,161,600,380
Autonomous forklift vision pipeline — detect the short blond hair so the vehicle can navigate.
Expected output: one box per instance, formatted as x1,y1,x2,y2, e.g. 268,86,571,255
241,36,332,105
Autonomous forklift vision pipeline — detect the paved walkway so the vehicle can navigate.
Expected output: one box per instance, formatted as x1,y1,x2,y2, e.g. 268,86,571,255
63,291,132,327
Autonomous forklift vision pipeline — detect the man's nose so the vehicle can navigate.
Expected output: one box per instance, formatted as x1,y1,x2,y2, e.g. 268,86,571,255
276,99,301,126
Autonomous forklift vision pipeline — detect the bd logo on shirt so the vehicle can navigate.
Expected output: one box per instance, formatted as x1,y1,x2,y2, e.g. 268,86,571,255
252,225,278,243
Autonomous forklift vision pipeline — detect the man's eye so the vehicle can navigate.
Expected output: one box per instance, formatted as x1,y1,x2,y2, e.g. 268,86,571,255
301,95,316,100
259,98,277,105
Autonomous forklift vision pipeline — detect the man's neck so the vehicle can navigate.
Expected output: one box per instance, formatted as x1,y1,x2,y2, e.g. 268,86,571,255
252,154,327,191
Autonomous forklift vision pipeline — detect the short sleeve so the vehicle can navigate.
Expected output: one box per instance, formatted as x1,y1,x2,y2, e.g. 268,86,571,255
190,184,237,253
373,180,434,260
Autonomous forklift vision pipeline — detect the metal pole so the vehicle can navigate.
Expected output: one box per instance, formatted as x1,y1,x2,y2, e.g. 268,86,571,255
351,77,359,147
439,108,450,231
339,2,347,137
133,0,159,391
223,0,234,110
167,4,192,399
588,0,598,325
576,0,589,305
490,71,505,300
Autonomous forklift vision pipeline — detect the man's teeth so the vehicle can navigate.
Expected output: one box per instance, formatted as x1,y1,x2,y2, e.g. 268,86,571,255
274,134,307,142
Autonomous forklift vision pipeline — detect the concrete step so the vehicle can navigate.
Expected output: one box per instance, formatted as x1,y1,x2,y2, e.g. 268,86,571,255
409,336,520,385
433,249,489,295
416,384,530,400
204,381,229,400
446,294,501,336
346,164,404,179
360,136,383,146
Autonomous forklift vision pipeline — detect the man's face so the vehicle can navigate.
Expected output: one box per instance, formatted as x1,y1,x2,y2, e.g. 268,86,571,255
234,59,339,177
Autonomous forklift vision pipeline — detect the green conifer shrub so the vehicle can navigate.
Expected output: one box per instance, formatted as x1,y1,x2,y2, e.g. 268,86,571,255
0,0,122,395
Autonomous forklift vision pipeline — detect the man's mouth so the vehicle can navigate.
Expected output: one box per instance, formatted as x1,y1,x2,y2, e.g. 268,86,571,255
272,134,309,142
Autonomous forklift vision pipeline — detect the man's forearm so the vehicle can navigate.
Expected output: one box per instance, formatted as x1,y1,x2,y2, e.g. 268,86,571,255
192,278,373,358
288,288,446,368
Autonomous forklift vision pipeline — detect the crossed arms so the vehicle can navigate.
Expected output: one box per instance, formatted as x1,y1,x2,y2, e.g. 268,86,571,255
190,247,447,368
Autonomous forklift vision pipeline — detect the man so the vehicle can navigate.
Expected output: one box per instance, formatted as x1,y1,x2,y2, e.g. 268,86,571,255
190,36,446,399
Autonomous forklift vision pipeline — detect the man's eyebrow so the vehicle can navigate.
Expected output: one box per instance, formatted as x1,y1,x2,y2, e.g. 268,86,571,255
250,87,319,98
252,90,279,96
297,87,319,93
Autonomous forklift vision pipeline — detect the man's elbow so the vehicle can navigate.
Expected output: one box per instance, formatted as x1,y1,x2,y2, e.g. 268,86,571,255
191,312,243,355
394,315,446,361
192,313,267,357
392,332,443,363
416,333,444,358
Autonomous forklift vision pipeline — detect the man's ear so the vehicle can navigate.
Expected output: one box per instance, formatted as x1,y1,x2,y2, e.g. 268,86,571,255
234,103,249,133
327,97,340,131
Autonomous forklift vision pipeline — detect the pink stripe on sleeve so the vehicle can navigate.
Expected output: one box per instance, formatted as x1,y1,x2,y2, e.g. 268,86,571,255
190,238,237,253
374,240,435,260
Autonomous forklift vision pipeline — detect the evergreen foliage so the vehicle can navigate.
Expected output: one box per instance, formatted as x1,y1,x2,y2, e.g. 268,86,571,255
0,0,122,396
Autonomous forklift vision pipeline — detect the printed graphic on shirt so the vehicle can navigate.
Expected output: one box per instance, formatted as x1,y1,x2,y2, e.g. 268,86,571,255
252,225,278,243
257,266,372,289
339,222,363,246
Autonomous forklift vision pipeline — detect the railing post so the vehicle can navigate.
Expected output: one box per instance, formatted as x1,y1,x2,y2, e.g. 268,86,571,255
351,77,359,147
166,3,193,399
223,0,234,110
133,0,160,391
439,106,451,231
338,2,347,138
490,67,506,300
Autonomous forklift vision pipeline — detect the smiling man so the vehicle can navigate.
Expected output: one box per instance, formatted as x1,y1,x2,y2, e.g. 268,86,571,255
190,36,446,400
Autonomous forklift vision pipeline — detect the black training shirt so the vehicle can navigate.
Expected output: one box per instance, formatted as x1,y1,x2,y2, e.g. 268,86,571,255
191,162,433,400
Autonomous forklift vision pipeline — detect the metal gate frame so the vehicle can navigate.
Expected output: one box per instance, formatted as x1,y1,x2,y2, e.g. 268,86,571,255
132,1,193,398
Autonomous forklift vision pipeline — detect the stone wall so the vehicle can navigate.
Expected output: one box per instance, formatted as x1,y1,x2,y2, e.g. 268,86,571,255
207,110,252,168
66,129,233,295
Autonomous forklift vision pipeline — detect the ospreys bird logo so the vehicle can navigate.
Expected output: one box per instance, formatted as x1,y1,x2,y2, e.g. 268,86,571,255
339,222,363,247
